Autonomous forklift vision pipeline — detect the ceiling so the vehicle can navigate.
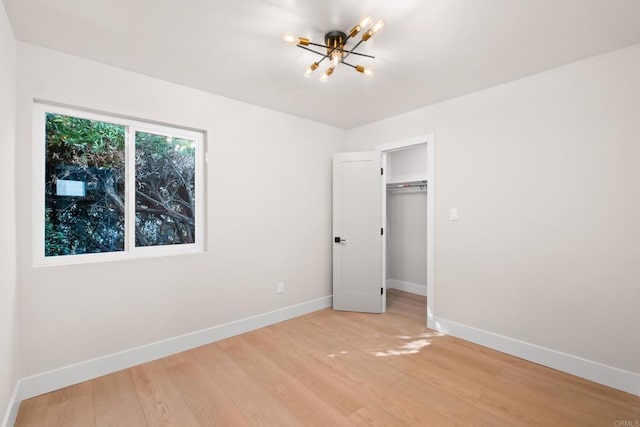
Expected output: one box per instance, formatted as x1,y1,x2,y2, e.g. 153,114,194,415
5,0,640,129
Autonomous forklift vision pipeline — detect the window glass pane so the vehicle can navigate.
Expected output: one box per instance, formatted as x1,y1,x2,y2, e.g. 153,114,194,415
135,131,196,247
45,113,126,256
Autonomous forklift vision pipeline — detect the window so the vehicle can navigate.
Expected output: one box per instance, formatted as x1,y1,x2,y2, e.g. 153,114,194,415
34,103,205,265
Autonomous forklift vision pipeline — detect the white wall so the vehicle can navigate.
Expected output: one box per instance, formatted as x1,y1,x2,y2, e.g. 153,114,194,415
16,43,344,377
0,0,17,422
347,44,640,375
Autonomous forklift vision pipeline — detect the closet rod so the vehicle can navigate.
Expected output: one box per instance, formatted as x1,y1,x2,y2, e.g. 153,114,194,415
386,181,427,189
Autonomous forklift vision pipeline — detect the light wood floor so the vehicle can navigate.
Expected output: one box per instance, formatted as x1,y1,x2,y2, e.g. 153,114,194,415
15,290,640,426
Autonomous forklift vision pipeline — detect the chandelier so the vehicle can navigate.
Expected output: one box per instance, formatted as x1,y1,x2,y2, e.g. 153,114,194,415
283,16,384,82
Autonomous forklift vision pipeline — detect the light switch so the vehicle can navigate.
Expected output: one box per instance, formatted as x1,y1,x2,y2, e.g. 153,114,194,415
450,208,458,221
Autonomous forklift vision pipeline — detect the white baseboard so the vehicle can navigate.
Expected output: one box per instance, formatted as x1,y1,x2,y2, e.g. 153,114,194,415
434,317,640,397
16,296,332,403
1,383,21,427
387,279,427,297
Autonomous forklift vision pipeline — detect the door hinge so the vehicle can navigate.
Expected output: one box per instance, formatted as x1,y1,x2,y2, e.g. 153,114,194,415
381,287,384,295
381,167,384,175
381,228,384,235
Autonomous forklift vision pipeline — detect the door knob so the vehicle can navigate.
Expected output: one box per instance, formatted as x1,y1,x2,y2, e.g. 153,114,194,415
334,237,346,243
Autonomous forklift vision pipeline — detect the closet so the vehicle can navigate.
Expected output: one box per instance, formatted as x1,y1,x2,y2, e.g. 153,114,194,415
384,144,428,300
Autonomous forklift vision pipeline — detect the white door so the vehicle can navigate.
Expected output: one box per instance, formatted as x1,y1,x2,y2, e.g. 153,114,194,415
332,152,382,313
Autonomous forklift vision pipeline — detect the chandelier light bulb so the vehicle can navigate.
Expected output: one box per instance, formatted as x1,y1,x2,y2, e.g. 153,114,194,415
283,33,310,46
351,15,372,37
320,67,335,82
355,65,374,77
331,51,341,67
371,20,385,33
304,62,319,76
282,33,297,45
359,16,373,28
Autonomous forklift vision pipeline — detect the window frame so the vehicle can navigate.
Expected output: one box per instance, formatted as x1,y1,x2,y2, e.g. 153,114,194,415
33,102,206,266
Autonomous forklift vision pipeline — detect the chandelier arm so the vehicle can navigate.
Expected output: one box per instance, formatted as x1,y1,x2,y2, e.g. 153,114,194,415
296,44,327,64
341,61,357,69
299,43,374,60
339,49,374,59
310,42,374,59
341,39,365,62
343,32,355,46
307,41,333,49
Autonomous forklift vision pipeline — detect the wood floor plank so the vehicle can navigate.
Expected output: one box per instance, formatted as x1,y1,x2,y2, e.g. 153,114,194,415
236,327,369,417
93,369,148,427
480,366,637,426
278,314,404,387
383,345,489,405
396,375,517,426
215,335,352,426
14,290,640,427
44,382,95,427
130,359,200,427
274,319,454,425
304,309,430,357
161,351,250,426
14,395,48,427
473,378,587,426
193,341,305,426
348,403,409,427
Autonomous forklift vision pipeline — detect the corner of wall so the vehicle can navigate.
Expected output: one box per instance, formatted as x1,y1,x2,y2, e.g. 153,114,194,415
0,1,20,425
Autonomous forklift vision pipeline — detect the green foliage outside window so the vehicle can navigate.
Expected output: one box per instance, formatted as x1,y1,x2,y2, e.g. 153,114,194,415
135,131,196,246
45,113,197,257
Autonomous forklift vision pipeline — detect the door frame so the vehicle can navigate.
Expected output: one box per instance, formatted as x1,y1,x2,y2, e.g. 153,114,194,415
377,134,435,329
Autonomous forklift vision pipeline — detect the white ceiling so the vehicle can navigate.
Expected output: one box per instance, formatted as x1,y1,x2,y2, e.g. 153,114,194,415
5,0,640,128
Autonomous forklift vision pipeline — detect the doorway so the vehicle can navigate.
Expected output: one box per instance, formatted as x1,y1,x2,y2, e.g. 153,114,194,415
331,134,435,326
378,135,435,328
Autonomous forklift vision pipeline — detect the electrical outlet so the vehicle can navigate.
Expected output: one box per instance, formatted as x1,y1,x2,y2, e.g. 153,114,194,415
277,282,284,294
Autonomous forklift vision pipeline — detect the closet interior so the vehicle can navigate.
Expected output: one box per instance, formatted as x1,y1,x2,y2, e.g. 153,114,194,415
385,144,428,309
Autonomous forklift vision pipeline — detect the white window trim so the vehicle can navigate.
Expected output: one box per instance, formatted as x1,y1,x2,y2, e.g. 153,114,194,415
33,102,206,267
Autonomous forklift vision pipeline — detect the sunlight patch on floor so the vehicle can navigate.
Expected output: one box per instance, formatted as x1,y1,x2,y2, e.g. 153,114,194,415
371,332,445,357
